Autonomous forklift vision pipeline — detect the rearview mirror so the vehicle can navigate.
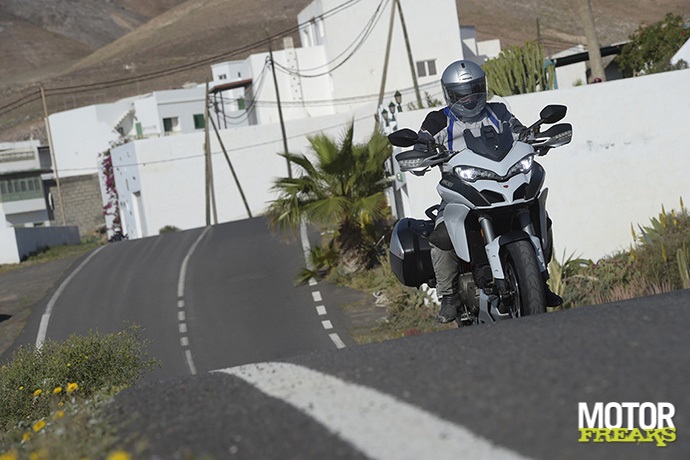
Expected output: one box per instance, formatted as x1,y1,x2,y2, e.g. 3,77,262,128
539,105,567,124
388,128,418,147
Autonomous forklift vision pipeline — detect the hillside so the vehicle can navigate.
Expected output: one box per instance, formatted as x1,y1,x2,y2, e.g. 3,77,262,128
1,0,688,142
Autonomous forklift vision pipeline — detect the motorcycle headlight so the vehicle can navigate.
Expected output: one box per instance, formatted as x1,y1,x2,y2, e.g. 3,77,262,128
454,155,534,183
453,166,500,182
506,155,534,177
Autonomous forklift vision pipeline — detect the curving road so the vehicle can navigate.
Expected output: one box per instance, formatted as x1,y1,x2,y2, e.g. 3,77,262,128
10,217,690,459
14,218,354,382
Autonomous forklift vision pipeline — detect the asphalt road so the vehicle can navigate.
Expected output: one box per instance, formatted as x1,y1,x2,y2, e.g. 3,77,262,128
12,218,355,381
109,291,690,459
9,217,690,459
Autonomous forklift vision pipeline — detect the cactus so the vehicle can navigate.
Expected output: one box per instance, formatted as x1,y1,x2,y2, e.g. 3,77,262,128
484,41,556,96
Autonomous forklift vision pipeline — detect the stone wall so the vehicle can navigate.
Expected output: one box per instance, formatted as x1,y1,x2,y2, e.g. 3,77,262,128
47,174,104,237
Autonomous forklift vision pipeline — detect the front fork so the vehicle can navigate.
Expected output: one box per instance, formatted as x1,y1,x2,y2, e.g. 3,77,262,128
478,208,547,303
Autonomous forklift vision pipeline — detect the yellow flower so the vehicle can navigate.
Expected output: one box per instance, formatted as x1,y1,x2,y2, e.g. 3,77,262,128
53,386,62,395
57,401,64,407
0,450,18,460
32,420,46,432
22,432,31,442
29,450,48,460
33,389,42,397
106,451,131,460
19,386,24,391
53,410,65,420
67,382,79,394
66,363,71,367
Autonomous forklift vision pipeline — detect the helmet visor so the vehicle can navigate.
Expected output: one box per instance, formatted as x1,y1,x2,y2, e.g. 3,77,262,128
445,80,487,105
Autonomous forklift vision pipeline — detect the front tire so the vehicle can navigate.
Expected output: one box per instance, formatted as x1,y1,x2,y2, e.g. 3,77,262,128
502,240,546,316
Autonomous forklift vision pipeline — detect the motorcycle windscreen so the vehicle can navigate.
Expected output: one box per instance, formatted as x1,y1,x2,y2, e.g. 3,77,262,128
463,123,514,161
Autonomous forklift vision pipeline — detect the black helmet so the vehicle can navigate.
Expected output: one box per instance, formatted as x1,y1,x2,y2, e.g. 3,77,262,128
441,60,487,119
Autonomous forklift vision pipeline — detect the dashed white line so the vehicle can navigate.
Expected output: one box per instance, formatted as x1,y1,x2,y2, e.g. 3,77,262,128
329,333,346,349
217,362,530,460
176,226,211,375
298,220,346,350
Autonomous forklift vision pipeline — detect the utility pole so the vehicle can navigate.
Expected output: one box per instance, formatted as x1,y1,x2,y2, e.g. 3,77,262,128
40,87,66,226
204,81,217,226
267,34,292,178
578,0,606,82
377,0,398,112
395,0,423,108
208,114,253,219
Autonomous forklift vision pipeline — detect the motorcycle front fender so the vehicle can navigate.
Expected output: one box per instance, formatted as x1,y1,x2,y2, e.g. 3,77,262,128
441,202,472,262
485,231,547,280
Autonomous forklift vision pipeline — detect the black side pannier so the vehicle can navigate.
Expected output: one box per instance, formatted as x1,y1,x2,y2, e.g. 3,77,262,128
389,218,436,288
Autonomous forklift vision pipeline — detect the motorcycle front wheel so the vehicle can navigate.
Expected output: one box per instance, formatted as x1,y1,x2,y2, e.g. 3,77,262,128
502,240,546,317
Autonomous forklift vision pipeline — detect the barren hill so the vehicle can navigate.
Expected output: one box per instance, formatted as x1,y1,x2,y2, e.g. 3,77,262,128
1,0,688,142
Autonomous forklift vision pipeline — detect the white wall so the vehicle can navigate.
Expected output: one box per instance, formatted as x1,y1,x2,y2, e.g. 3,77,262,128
395,69,690,261
50,101,132,177
0,224,19,264
111,103,379,237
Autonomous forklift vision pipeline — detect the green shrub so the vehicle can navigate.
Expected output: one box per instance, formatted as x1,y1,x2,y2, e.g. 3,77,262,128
159,225,181,234
0,324,158,431
557,198,689,307
633,199,690,290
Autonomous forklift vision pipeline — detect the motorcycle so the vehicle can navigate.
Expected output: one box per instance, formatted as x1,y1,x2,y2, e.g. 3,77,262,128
388,104,572,326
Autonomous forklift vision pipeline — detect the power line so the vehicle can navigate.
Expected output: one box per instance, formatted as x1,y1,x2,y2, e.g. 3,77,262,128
275,0,388,75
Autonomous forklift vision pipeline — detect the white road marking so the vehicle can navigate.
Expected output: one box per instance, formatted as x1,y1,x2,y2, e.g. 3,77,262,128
177,226,211,375
217,362,531,460
185,349,197,375
298,219,346,349
36,246,105,349
177,227,211,298
329,333,346,349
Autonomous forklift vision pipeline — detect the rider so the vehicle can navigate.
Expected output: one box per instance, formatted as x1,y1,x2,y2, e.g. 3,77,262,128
414,59,563,323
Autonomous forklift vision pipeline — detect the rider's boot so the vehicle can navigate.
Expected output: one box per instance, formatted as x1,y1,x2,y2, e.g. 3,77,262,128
544,283,563,307
437,294,460,323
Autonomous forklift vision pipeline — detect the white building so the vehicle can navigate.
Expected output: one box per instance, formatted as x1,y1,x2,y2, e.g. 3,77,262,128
0,140,51,227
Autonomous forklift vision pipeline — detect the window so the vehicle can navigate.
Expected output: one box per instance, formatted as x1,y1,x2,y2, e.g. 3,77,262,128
237,98,246,110
219,74,227,80
163,117,180,133
20,181,27,192
416,59,437,78
193,114,205,130
1,182,6,194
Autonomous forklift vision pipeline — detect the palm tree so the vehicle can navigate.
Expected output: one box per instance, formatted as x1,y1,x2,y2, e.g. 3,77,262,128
267,124,392,272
